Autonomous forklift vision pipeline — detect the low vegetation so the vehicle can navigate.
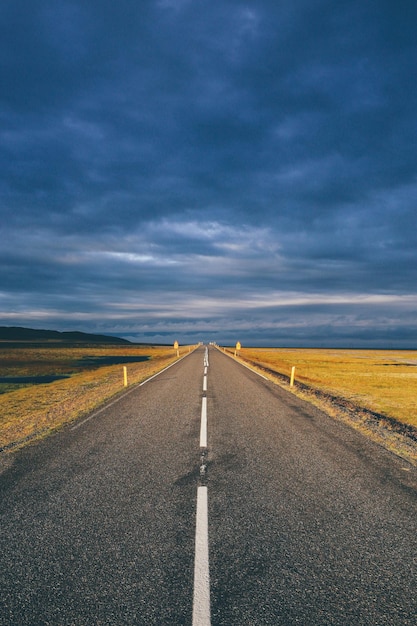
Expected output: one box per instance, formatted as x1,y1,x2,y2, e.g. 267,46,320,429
0,344,194,452
227,347,417,464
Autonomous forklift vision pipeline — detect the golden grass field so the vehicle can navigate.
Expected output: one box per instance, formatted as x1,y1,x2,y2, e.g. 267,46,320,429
0,344,195,452
226,347,417,464
2,343,416,464
235,347,417,426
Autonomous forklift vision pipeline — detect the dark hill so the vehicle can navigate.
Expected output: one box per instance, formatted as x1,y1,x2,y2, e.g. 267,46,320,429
0,327,130,345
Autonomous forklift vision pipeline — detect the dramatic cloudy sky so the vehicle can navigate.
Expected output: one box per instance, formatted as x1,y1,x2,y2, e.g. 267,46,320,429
1,1,416,346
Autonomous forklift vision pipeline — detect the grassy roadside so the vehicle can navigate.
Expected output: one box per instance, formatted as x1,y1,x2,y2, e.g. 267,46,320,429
222,347,417,466
0,345,196,453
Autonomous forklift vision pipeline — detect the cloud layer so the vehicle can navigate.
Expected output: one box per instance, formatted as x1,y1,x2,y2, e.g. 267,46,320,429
1,1,417,346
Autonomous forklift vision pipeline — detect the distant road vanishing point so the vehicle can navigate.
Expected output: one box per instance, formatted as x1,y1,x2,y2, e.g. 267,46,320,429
0,345,416,625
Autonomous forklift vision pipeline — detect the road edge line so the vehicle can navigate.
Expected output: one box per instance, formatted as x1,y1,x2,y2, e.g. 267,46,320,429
216,347,268,380
71,351,194,431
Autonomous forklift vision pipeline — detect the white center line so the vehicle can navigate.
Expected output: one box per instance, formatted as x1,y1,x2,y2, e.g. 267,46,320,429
203,375,207,392
200,396,207,448
192,486,211,626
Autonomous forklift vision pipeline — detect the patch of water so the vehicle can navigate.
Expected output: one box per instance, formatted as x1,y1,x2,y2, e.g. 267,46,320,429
0,375,70,384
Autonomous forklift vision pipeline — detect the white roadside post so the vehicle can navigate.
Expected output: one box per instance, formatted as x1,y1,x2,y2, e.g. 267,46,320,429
290,366,295,388
123,366,128,387
174,340,179,357
235,341,241,357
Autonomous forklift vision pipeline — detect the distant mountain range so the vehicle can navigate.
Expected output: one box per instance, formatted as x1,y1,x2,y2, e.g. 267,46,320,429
0,326,130,345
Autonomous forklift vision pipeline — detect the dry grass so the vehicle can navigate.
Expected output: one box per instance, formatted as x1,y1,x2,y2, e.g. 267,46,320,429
224,347,417,465
237,348,417,427
0,345,195,452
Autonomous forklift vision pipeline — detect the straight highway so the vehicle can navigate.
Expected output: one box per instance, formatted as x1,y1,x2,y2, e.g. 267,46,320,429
0,345,416,625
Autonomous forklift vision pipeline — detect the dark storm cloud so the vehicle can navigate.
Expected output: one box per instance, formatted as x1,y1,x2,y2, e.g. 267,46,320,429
1,0,417,346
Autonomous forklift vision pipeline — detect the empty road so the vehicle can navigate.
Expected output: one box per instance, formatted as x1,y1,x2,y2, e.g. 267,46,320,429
0,345,416,625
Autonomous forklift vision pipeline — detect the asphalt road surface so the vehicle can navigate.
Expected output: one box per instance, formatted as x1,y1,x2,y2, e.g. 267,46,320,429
0,345,416,625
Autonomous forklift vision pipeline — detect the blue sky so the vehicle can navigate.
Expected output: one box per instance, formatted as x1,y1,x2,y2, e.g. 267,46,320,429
1,0,417,346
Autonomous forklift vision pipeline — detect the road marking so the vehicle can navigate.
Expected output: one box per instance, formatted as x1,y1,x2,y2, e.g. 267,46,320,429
200,397,207,448
139,354,190,386
71,353,191,430
192,486,211,626
218,347,268,380
71,385,139,430
203,375,207,392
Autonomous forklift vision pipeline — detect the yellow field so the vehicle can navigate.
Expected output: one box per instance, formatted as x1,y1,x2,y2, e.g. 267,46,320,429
236,348,417,428
0,344,194,452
